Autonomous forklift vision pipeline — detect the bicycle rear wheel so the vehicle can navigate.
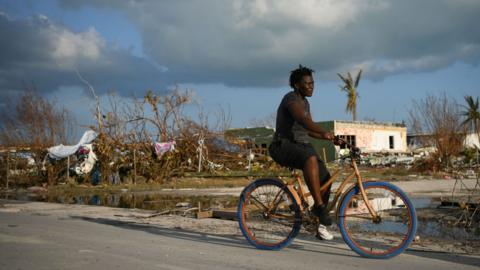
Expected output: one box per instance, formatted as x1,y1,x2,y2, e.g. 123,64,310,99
237,178,302,250
338,182,417,258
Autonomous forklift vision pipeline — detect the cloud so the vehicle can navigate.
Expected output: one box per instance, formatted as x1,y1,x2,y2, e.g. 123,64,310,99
2,0,480,97
51,27,103,65
0,12,166,100
57,0,480,86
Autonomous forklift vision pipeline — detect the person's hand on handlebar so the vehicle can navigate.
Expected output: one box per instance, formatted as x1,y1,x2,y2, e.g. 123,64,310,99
332,135,345,146
331,135,361,154
324,132,335,141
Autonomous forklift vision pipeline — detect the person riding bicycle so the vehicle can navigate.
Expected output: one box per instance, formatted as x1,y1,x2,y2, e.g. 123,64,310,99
268,65,340,240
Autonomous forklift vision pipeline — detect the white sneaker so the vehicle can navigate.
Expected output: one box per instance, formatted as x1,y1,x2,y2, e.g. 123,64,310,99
316,224,334,240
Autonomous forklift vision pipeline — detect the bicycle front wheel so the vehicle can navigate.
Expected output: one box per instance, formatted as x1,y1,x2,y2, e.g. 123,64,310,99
338,182,417,259
237,178,302,250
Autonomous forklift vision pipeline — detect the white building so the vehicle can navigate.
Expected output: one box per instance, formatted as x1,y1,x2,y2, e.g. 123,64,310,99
326,120,407,153
314,121,408,161
465,132,480,148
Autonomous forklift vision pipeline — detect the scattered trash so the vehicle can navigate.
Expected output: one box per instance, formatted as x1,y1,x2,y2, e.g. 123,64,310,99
175,202,192,208
154,141,176,158
46,130,98,160
73,144,97,175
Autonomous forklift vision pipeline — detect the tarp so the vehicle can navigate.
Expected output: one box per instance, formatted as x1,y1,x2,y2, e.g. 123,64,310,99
73,144,97,175
47,130,98,160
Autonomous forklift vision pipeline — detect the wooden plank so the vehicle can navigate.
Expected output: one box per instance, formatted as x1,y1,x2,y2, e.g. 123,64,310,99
196,210,213,219
440,200,479,209
212,209,238,220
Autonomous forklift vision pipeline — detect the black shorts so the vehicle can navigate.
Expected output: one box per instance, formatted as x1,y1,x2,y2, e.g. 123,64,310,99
268,138,319,169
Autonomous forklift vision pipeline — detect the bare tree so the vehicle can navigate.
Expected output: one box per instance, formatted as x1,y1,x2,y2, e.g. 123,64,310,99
0,90,76,148
91,88,198,183
0,90,77,186
408,93,466,168
212,104,232,132
249,112,276,128
142,88,193,141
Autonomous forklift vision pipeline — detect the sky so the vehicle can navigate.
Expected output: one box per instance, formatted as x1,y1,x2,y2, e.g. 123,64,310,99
0,0,479,140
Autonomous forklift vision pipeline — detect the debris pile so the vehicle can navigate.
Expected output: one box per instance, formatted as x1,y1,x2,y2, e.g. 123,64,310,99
441,170,480,232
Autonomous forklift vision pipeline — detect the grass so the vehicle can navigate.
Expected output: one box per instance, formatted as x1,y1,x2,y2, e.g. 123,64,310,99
47,176,254,195
160,177,252,189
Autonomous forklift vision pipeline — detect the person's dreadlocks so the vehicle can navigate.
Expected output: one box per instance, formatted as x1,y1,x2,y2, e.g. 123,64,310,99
289,65,315,89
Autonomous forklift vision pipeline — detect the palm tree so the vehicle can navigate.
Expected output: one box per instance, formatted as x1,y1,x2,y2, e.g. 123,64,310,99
338,69,362,121
461,95,480,142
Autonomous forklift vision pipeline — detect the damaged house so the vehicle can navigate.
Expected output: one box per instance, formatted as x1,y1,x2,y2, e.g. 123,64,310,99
225,121,407,163
407,131,480,150
224,127,275,156
314,121,407,162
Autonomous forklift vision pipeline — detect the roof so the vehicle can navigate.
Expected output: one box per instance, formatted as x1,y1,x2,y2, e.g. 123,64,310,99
331,120,406,127
225,127,274,142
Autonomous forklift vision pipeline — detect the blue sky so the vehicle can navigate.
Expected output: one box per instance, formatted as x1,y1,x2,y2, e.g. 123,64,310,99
0,0,479,139
0,0,143,56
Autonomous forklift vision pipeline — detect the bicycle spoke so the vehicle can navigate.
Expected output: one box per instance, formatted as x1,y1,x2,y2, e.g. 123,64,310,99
270,189,287,211
249,195,269,211
339,183,416,258
238,179,302,249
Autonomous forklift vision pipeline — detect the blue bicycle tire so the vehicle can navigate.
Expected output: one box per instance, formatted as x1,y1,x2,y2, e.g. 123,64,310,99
237,178,302,250
338,181,417,259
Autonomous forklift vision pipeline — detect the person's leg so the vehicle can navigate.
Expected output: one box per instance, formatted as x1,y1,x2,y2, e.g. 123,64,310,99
317,158,332,205
302,155,324,206
303,155,332,226
270,140,331,224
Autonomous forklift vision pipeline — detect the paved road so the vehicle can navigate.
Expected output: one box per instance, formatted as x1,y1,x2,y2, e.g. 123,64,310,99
1,208,479,270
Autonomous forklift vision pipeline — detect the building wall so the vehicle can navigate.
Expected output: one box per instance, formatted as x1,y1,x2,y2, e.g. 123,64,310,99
334,121,407,153
371,130,406,152
226,122,408,163
465,133,480,148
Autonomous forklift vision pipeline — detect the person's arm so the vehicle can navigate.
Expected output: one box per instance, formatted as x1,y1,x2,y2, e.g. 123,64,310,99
287,101,334,140
308,130,334,140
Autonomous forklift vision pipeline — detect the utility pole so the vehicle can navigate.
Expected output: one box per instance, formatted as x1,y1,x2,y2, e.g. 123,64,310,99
5,151,9,190
133,149,137,185
66,155,70,182
198,141,203,173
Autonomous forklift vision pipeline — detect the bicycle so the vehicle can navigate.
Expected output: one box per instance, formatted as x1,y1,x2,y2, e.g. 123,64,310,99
237,138,417,259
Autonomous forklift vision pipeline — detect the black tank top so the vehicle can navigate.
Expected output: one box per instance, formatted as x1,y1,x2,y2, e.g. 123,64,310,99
274,91,310,144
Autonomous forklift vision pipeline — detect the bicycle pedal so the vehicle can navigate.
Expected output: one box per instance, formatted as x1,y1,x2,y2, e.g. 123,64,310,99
303,216,320,234
304,223,317,234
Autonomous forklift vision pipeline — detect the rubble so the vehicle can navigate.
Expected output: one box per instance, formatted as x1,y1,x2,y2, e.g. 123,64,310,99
436,169,480,235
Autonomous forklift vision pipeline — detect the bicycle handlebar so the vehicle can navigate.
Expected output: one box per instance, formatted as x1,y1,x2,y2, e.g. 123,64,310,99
333,135,361,158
